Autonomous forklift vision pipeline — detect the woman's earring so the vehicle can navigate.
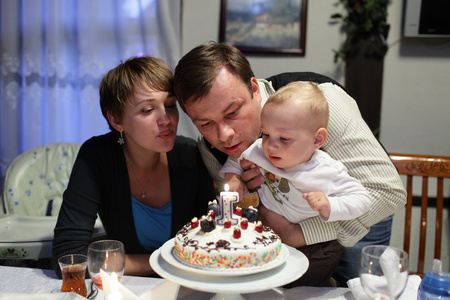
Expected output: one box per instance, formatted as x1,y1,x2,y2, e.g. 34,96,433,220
117,131,125,145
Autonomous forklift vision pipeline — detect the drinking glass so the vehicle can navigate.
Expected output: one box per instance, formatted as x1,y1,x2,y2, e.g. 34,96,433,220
359,245,409,300
87,240,125,290
58,254,88,297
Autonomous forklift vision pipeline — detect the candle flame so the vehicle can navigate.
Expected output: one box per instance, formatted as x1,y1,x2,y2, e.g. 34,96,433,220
224,184,229,192
111,272,119,284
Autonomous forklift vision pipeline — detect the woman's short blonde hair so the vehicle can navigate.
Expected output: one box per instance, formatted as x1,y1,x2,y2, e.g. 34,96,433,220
99,56,173,132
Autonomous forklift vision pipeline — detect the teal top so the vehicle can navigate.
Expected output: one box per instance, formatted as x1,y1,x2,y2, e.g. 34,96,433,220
131,196,172,252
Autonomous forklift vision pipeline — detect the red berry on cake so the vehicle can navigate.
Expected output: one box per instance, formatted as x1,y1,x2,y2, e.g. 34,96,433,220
208,209,216,220
240,218,248,229
191,217,199,229
255,221,264,233
234,206,242,216
224,218,232,229
233,227,241,239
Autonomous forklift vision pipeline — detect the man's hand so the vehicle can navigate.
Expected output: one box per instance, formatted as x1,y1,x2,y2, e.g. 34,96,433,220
258,203,306,248
224,173,246,202
240,159,265,191
303,192,331,219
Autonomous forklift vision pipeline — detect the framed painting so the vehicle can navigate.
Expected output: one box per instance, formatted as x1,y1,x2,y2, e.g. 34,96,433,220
219,0,307,56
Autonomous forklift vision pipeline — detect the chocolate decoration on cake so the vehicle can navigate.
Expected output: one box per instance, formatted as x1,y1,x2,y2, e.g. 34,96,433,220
200,216,216,233
242,206,258,222
207,200,221,217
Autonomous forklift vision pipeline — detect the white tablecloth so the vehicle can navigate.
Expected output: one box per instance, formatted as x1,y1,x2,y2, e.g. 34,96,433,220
0,265,355,300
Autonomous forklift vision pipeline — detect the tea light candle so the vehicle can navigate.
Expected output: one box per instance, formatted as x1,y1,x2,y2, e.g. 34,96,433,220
217,184,239,225
108,272,123,300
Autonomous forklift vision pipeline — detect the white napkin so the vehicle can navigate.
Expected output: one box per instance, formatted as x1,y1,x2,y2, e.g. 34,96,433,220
379,247,402,295
100,270,179,300
347,275,422,300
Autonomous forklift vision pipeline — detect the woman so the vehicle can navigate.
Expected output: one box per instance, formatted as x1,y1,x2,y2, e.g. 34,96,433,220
52,56,216,277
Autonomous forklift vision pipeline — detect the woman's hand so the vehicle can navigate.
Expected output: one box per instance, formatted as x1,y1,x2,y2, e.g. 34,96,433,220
124,254,155,276
240,159,265,191
258,203,306,248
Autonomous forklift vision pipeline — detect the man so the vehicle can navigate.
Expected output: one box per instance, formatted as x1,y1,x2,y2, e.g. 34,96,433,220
173,42,406,287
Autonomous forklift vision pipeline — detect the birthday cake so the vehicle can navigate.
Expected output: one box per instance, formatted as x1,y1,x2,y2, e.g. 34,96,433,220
173,198,282,269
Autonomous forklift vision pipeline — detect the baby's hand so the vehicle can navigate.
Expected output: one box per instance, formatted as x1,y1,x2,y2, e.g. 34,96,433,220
303,192,331,219
224,173,246,201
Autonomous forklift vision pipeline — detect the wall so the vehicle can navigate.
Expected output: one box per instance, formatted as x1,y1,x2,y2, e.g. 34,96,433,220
381,1,450,273
180,0,450,272
181,1,345,80
381,3,450,157
180,0,450,155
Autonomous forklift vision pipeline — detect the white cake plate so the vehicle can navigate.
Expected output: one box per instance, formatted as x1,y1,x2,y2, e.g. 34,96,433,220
150,242,309,300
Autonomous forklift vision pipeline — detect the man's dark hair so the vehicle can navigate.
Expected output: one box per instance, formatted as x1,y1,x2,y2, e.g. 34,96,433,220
174,42,254,112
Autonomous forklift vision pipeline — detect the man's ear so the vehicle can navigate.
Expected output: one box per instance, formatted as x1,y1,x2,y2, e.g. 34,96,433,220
313,128,327,149
251,77,259,93
107,111,123,132
250,77,262,104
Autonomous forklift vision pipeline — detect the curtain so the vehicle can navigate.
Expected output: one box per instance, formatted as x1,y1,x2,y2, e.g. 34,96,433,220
0,0,196,187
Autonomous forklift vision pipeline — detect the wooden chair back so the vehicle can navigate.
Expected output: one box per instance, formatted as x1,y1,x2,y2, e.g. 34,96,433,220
389,153,450,277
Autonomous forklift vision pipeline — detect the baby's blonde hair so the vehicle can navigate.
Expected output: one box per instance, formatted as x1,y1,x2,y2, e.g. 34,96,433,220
265,81,329,130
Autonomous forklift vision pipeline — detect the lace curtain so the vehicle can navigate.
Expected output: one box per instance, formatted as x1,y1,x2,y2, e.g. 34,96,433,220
0,0,191,186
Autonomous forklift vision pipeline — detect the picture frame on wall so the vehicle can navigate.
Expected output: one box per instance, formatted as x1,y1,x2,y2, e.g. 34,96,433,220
219,0,307,56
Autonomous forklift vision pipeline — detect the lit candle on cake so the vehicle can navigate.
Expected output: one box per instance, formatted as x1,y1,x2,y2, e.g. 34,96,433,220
217,184,239,225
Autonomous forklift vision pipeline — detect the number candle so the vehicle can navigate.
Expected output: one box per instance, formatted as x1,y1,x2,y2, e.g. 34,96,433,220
217,184,239,225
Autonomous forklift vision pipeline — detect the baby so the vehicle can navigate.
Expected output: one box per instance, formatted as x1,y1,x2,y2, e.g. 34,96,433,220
220,81,371,223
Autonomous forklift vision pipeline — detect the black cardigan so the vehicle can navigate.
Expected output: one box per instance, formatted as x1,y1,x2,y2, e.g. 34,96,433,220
52,132,215,276
266,72,347,92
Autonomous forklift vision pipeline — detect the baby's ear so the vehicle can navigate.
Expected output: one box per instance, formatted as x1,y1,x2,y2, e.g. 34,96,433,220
313,128,327,149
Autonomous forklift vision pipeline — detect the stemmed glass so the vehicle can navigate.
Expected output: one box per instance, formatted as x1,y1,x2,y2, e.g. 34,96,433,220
359,245,409,300
87,240,125,290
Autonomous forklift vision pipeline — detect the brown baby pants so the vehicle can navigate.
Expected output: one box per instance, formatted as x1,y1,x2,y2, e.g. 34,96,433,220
284,240,344,288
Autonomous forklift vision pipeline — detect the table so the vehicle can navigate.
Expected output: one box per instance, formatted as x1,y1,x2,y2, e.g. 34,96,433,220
0,265,355,300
